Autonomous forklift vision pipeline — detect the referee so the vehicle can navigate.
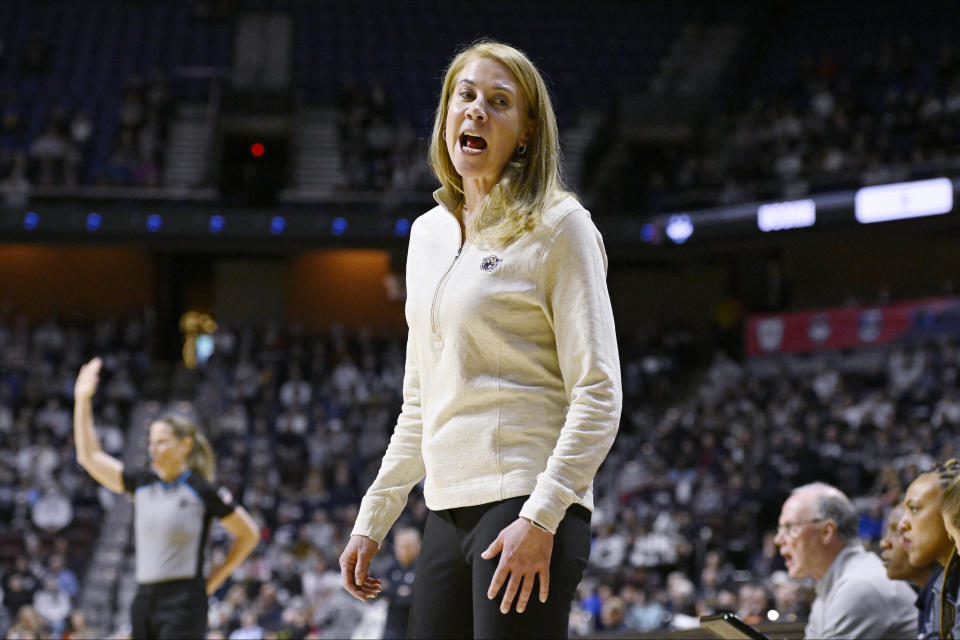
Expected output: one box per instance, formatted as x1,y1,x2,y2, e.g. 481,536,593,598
73,357,260,639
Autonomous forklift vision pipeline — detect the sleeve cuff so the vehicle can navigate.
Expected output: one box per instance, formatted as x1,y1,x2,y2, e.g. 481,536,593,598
351,496,391,545
520,475,577,534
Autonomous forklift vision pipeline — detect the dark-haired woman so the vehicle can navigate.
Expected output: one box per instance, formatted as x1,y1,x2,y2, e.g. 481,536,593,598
899,460,960,639
73,357,259,639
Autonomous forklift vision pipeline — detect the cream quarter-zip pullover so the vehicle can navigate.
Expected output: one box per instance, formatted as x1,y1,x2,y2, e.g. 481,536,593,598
352,189,622,544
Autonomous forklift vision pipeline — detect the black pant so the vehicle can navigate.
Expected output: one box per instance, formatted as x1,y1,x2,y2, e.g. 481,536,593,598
408,496,591,639
130,578,207,640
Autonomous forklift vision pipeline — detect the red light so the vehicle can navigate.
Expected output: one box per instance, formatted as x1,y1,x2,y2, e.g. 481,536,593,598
250,143,265,157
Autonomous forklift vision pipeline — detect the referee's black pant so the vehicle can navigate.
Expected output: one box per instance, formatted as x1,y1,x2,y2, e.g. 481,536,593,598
131,577,207,640
408,496,591,639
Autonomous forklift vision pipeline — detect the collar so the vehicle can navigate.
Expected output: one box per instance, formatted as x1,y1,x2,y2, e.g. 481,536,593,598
432,187,459,213
918,566,943,610
158,469,191,490
815,540,862,597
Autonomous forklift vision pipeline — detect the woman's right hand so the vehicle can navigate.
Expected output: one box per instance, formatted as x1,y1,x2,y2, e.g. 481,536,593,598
339,534,382,601
74,357,102,400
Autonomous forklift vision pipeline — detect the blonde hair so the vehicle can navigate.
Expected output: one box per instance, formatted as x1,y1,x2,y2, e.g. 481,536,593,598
942,471,960,531
161,415,216,482
428,39,572,247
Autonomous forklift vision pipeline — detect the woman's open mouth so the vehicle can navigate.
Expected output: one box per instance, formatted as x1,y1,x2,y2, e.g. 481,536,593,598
459,132,487,155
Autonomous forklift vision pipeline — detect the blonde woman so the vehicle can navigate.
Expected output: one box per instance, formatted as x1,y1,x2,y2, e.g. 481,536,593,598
73,357,259,639
340,40,621,638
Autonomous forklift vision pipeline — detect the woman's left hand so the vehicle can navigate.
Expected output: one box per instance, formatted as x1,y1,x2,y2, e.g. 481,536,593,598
481,517,554,614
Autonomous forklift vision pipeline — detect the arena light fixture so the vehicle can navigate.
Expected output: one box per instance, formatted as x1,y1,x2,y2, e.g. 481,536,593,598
641,223,657,243
146,214,163,232
666,214,694,244
270,215,286,235
86,212,102,231
757,199,816,232
855,177,953,224
23,211,39,230
209,215,225,233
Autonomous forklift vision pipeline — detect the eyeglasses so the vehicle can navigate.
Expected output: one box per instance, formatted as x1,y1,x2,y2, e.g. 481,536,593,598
776,519,826,538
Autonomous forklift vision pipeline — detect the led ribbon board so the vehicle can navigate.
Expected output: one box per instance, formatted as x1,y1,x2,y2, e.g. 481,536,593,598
855,177,953,224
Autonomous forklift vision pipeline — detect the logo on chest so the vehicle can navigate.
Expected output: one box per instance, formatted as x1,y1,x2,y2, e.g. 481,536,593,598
480,255,503,273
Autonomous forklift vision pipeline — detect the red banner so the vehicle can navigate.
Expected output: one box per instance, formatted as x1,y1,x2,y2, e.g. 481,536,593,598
745,297,960,356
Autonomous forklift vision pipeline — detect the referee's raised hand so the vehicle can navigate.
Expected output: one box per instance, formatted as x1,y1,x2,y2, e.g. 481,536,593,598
73,356,124,494
74,357,102,400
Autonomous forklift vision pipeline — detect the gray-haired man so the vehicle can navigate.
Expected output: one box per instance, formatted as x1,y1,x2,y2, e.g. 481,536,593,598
774,482,916,639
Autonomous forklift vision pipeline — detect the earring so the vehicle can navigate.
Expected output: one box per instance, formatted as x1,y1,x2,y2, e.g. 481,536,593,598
517,144,526,155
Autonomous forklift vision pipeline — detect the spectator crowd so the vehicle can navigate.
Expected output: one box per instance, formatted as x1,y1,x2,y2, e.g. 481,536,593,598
0,307,152,638
0,68,174,210
2,303,960,638
676,38,960,210
332,78,434,195
6,13,960,222
591,35,960,215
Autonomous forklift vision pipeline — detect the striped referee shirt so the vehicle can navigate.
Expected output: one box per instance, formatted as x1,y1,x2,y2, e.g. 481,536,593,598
122,469,236,584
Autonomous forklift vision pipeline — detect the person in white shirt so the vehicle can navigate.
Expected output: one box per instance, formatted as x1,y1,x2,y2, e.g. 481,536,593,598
339,39,621,639
32,576,70,635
